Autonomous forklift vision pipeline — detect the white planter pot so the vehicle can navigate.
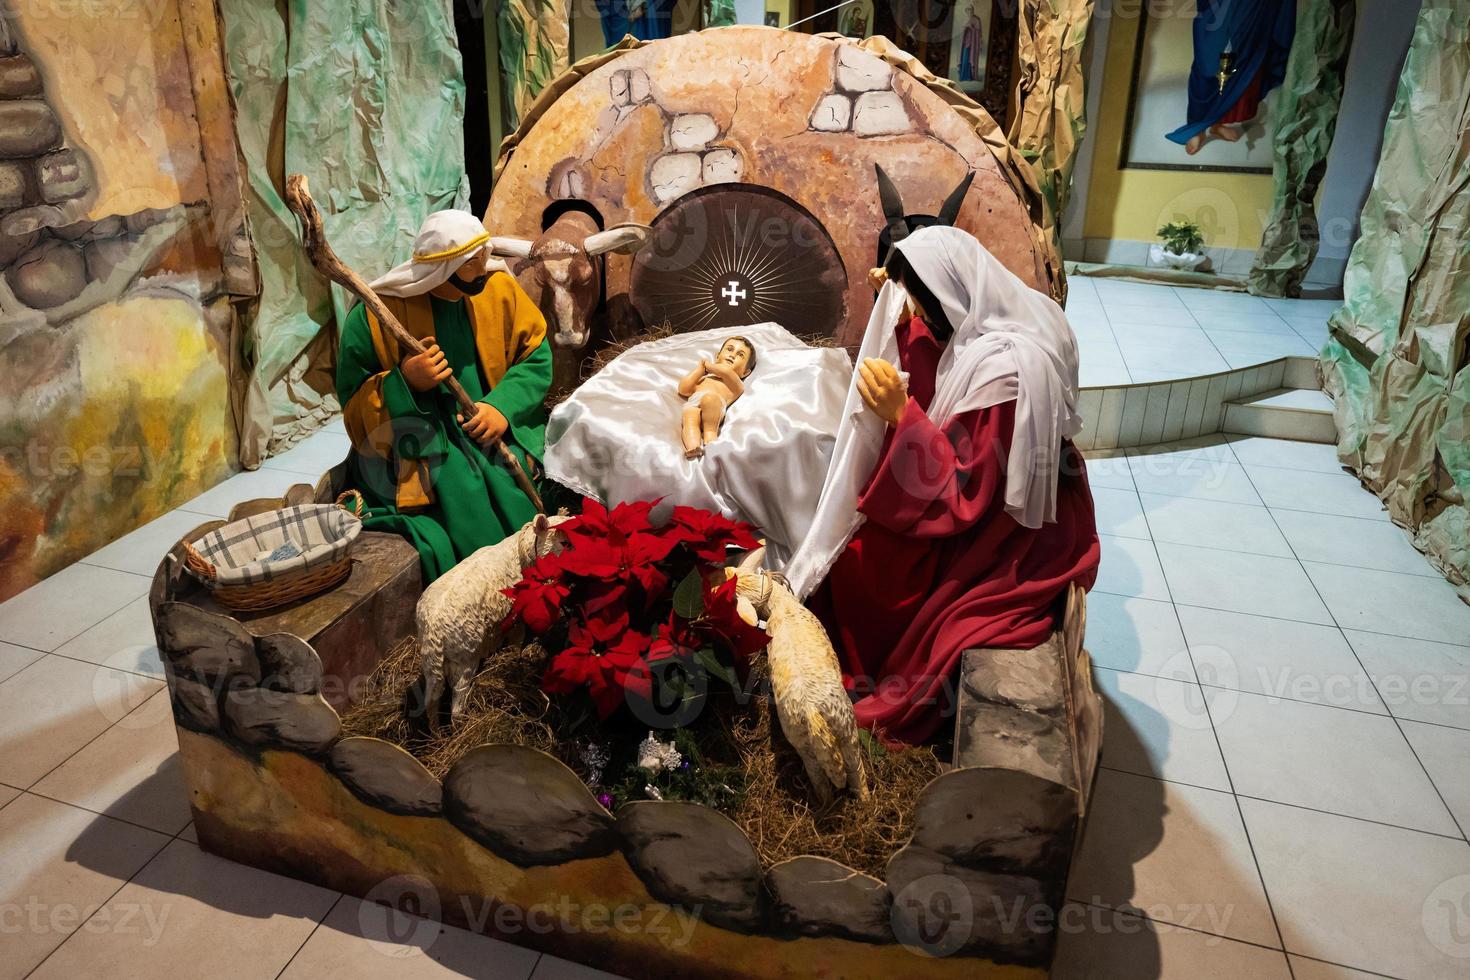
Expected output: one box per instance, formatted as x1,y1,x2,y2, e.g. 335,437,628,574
1150,244,1208,271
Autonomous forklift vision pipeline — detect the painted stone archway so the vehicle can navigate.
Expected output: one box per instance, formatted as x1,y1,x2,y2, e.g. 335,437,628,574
487,26,1051,350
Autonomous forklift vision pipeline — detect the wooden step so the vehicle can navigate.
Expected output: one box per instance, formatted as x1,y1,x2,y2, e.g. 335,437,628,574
1075,356,1326,451
1223,387,1336,443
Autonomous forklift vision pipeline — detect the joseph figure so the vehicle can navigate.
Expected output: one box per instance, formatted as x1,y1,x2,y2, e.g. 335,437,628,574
336,210,551,581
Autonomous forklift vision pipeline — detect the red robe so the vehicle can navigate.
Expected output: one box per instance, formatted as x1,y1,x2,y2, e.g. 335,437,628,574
811,315,1100,746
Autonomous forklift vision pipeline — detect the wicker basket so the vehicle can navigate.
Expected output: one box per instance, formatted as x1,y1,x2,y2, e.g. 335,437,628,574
181,491,365,612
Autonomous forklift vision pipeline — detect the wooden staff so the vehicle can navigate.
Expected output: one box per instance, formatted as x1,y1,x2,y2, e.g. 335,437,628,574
284,174,545,515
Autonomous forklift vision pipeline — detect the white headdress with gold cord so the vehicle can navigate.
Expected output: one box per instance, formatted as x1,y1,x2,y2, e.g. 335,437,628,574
368,209,511,298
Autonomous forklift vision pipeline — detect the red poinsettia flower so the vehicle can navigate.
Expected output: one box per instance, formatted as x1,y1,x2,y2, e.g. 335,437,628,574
502,556,571,634
564,498,657,547
666,505,761,563
647,611,703,663
557,500,682,592
580,581,631,644
625,528,680,566
542,623,657,720
524,498,770,717
589,629,654,717
701,576,771,662
541,622,601,693
628,563,670,600
608,499,658,535
561,533,675,590
554,535,625,579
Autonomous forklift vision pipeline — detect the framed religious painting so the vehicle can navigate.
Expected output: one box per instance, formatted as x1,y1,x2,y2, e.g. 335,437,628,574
1119,0,1294,173
949,0,991,96
837,0,874,37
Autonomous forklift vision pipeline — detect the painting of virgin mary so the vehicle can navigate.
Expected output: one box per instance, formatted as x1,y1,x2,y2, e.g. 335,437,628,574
949,0,991,92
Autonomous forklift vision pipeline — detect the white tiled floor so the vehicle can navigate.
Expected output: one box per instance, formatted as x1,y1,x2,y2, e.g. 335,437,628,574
0,449,611,980
1067,277,1332,387
3,415,1469,976
1062,432,1470,979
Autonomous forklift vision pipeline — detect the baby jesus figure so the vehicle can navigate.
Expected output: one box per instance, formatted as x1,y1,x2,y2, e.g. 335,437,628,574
676,335,756,460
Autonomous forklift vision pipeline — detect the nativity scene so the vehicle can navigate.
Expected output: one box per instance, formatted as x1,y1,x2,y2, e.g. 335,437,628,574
141,27,1103,978
3,3,1464,980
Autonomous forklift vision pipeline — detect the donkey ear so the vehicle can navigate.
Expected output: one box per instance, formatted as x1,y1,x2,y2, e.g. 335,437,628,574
875,164,906,226
489,236,534,259
937,170,976,227
584,223,652,257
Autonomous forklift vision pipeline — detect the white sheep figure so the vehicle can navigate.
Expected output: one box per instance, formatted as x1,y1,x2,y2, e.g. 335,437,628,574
726,555,869,805
417,512,571,730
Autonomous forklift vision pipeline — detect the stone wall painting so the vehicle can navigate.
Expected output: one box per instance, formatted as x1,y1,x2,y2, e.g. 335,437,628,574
0,1,252,601
488,27,1049,353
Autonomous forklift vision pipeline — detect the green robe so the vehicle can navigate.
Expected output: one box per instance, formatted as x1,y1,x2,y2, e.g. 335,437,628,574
335,274,551,582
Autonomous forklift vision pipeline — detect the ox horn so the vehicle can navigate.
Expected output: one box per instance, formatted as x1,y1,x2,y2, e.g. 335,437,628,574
488,236,534,259
584,222,652,257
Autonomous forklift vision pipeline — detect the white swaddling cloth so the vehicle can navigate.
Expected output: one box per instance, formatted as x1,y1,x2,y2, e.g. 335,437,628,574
544,322,853,565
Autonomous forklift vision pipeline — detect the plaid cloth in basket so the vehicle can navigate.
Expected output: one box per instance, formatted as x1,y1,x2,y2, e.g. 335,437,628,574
187,504,362,587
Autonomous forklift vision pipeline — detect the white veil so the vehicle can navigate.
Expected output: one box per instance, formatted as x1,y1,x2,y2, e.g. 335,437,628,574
897,226,1082,529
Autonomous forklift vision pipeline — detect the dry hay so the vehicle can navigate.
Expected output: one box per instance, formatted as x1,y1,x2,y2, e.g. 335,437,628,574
717,661,946,876
339,636,561,777
338,636,942,877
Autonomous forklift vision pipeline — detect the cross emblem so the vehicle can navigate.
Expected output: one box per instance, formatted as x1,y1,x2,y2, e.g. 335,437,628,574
721,280,747,307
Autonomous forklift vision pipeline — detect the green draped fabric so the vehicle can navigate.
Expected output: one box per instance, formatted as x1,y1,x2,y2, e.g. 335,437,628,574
1247,0,1357,298
497,0,572,132
1320,0,1470,602
705,0,738,27
220,0,469,467
1010,0,1095,299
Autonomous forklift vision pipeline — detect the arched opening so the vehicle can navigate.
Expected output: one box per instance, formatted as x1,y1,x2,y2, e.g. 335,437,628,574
629,184,849,339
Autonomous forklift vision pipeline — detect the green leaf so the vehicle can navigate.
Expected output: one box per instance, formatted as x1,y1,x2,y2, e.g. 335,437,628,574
672,569,706,619
693,646,737,688
857,728,888,759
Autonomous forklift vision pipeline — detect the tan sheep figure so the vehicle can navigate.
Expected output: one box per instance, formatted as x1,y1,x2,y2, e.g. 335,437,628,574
416,513,571,730
726,561,869,805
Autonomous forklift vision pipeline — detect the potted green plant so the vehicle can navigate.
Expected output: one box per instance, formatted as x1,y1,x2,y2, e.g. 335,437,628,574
1153,220,1208,271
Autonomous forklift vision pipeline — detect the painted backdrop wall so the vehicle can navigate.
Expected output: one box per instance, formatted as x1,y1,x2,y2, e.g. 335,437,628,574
0,0,250,601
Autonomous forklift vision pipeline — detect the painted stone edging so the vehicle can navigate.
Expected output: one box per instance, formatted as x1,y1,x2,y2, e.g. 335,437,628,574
151,487,1100,978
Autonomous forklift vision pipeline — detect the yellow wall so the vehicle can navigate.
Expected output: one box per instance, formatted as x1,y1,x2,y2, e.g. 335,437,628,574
570,3,606,62
1083,11,1275,251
